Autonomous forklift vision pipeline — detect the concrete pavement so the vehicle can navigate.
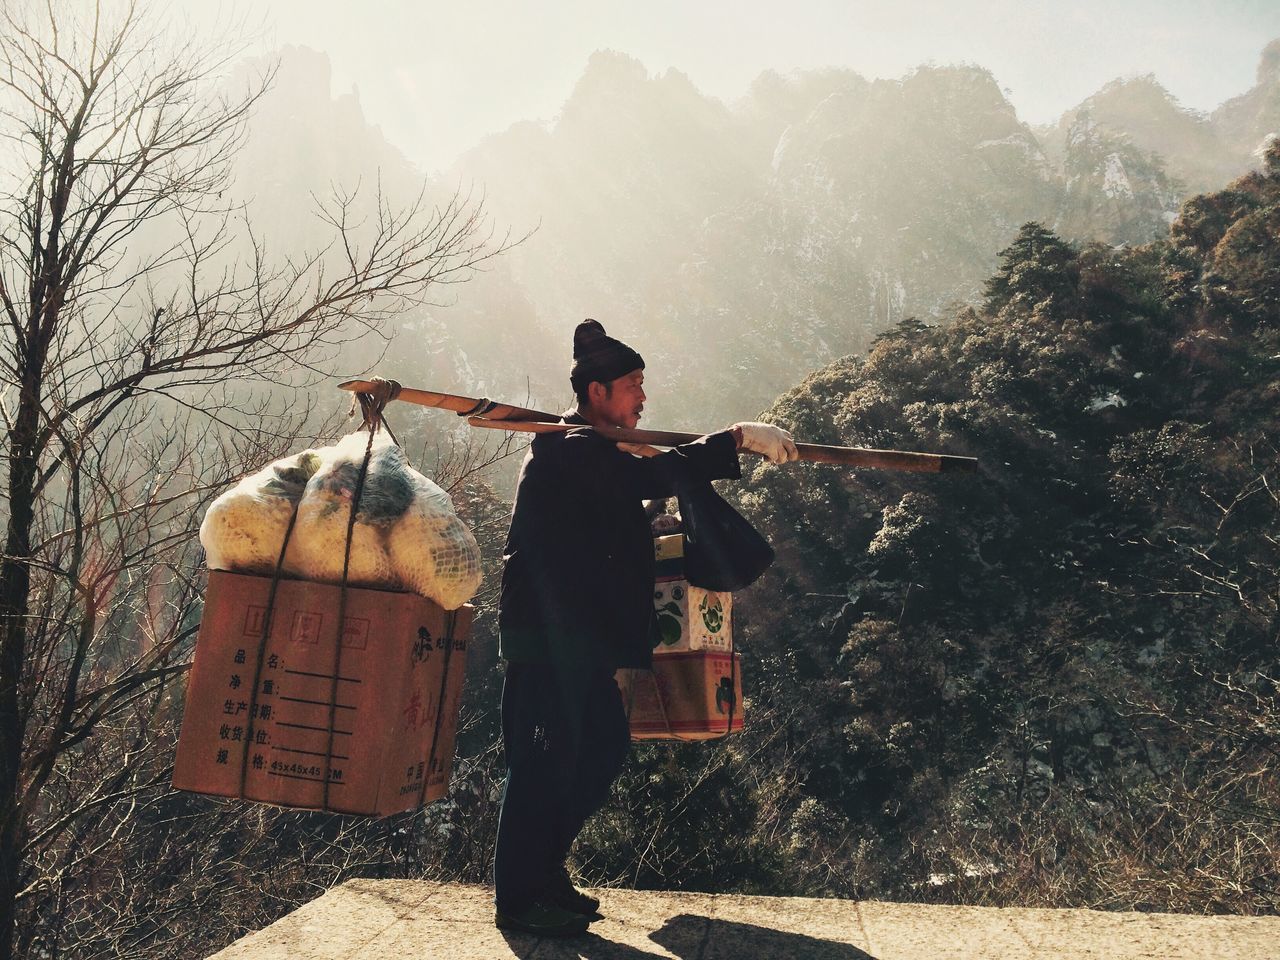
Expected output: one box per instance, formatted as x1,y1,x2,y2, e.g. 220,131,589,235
208,879,1280,959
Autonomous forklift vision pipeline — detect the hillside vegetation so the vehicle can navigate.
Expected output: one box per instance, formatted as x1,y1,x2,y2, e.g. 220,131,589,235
657,144,1280,911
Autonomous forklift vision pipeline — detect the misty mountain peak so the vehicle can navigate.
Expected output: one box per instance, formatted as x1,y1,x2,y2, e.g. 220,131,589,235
566,49,650,102
555,49,727,140
1259,38,1280,86
271,45,334,99
891,64,1023,143
1089,74,1186,117
744,67,869,109
901,62,1007,107
1046,69,1251,194
1210,38,1280,167
657,66,698,94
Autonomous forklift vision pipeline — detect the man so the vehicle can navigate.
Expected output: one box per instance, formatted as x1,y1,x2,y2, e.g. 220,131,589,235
493,319,798,937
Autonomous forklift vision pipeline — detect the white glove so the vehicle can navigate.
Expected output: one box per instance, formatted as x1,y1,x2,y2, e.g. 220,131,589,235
733,422,799,465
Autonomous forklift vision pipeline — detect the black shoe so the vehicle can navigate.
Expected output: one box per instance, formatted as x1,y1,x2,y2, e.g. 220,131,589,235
495,900,590,937
546,867,602,918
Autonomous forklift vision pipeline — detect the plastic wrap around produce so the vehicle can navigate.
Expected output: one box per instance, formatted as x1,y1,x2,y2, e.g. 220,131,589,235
200,449,323,576
199,432,482,610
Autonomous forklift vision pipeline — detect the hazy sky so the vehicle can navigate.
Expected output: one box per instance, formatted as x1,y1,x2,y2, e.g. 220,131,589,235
173,0,1280,173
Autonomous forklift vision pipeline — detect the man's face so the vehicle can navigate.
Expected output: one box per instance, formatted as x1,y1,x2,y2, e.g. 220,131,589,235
591,369,646,429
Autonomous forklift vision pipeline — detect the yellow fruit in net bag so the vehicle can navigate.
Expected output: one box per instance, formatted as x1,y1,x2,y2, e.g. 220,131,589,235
199,450,323,575
387,508,482,611
200,433,482,609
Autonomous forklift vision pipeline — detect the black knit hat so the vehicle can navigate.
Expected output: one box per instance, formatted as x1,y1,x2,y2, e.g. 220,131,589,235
569,319,644,392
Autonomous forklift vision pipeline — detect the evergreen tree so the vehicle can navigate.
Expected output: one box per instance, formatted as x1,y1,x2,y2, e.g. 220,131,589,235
983,223,1080,316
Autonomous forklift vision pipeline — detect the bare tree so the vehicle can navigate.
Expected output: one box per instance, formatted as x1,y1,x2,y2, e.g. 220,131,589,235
0,3,511,956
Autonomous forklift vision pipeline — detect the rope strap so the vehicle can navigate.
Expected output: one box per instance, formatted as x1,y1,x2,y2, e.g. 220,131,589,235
238,503,303,796
239,379,402,811
417,609,459,807
350,377,402,443
321,381,411,807
458,397,497,418
322,423,379,810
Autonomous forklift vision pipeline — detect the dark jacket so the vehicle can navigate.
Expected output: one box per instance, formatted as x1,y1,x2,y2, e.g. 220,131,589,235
498,411,740,669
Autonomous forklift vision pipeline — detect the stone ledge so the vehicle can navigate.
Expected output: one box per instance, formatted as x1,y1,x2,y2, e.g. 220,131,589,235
208,879,1280,960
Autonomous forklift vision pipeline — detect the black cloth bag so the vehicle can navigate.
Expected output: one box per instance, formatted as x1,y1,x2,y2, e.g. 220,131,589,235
676,482,774,591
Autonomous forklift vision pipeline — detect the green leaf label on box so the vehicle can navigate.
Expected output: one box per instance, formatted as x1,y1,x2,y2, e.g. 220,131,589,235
656,602,683,646
699,594,724,634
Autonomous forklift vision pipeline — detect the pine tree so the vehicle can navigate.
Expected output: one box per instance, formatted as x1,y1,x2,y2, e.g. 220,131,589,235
983,222,1080,317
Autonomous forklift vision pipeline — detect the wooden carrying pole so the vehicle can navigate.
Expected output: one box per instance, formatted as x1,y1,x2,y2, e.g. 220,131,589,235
338,379,978,474
466,418,975,473
337,381,557,423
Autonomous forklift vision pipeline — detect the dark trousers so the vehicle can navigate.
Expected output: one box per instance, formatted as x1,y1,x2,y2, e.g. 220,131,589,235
493,659,631,913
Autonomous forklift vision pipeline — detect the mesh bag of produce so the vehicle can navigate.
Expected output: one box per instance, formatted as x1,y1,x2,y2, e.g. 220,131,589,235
200,431,483,609
287,433,401,590
199,449,324,575
386,506,482,610
290,432,482,609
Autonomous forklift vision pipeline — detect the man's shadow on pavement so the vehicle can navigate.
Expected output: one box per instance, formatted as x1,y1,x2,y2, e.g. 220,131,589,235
653,914,876,960
500,912,877,959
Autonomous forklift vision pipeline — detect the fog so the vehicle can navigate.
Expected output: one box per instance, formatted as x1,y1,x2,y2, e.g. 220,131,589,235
56,1,1280,426
167,0,1280,174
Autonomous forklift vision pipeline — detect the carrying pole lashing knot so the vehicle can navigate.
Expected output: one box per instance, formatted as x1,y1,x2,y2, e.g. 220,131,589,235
458,396,497,418
352,377,402,435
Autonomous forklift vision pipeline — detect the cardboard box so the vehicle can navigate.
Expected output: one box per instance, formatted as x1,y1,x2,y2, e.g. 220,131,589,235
654,533,685,580
653,579,732,652
616,651,744,740
173,570,472,816
652,534,732,652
